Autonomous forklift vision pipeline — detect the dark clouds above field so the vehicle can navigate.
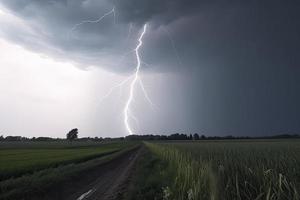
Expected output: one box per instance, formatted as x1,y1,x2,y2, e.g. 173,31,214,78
0,0,299,73
0,0,300,136
0,0,299,71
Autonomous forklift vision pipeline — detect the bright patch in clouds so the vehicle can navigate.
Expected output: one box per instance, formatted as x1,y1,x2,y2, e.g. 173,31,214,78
0,38,131,138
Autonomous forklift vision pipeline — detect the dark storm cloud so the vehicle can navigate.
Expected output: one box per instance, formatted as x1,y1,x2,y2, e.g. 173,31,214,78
0,0,192,72
0,0,237,72
2,0,299,73
1,0,300,73
1,0,300,136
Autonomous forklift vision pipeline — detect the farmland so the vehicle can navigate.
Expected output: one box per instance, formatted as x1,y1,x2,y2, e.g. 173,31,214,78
1,139,300,200
127,140,300,200
0,141,139,200
0,142,129,180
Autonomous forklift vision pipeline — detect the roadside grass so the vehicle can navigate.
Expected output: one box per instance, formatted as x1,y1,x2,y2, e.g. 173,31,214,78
0,143,139,200
125,146,174,200
0,142,130,180
145,140,300,200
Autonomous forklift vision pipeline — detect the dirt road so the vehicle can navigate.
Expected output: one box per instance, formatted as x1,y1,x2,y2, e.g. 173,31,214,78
76,147,140,200
46,147,141,200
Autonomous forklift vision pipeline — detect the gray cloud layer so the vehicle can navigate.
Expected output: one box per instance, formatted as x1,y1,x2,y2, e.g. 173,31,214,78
1,0,203,72
1,0,300,136
1,1,299,72
2,0,300,73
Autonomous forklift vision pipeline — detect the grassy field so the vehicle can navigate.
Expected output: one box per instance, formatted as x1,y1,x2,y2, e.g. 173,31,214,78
129,140,300,200
2,139,300,200
0,141,138,200
0,142,129,180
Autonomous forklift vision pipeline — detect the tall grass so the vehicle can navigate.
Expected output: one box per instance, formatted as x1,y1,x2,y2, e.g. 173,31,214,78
146,140,300,200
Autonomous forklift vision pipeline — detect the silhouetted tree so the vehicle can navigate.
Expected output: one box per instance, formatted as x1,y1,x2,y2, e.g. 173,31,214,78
67,128,78,143
193,133,200,140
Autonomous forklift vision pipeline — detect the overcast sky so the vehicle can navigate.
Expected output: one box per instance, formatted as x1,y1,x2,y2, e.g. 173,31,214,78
0,0,300,138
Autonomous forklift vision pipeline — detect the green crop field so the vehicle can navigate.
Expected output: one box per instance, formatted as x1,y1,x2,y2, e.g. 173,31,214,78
128,140,300,200
0,141,138,200
0,142,128,180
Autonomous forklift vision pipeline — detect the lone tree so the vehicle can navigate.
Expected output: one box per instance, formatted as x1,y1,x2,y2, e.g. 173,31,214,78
67,128,78,142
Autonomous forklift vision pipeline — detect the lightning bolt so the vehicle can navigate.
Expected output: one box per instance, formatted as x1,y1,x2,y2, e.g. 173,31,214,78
139,79,155,109
68,7,115,37
124,24,148,135
69,8,152,135
98,75,133,104
68,7,185,136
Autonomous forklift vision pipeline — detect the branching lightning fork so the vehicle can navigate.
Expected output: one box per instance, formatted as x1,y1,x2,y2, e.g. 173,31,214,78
70,8,153,135
69,7,115,37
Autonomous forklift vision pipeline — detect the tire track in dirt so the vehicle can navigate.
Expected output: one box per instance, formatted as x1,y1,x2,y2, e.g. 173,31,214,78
65,146,142,200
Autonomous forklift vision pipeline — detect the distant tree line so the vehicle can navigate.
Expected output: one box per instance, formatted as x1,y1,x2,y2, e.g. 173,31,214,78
0,136,60,142
0,135,125,142
124,133,300,141
0,132,299,142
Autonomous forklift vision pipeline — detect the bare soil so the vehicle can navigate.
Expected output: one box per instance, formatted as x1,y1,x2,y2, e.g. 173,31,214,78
44,146,141,200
